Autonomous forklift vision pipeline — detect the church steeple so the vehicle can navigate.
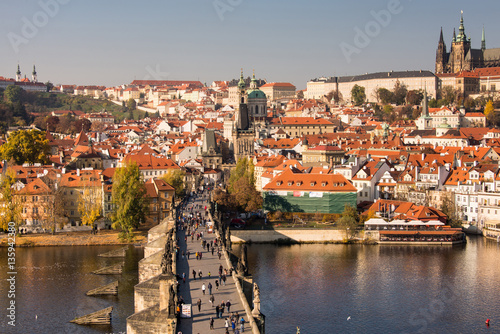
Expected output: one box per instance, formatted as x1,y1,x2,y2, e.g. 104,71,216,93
481,25,486,51
16,65,21,82
439,27,445,46
237,68,246,90
452,28,456,43
32,65,37,83
249,69,258,90
422,87,429,118
456,10,468,42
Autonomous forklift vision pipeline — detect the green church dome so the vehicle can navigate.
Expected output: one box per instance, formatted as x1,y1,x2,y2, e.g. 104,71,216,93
247,89,266,99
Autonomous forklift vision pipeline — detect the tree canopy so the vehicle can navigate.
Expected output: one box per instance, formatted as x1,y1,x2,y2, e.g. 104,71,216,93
4,85,24,104
0,169,21,231
484,100,495,117
161,169,186,197
215,157,262,212
351,85,366,106
78,185,103,227
337,204,359,240
111,163,149,240
0,129,50,165
127,98,137,111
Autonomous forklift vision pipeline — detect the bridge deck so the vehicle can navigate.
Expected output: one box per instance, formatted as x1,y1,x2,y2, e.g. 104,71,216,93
176,195,248,334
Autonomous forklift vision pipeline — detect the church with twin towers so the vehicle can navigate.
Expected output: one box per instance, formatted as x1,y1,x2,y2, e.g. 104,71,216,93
435,11,500,73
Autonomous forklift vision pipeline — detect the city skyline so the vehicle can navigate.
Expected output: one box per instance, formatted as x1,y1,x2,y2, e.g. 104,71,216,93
2,0,500,88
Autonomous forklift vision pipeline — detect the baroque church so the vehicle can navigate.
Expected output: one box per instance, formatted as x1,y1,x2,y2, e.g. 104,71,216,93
232,69,267,161
436,11,500,73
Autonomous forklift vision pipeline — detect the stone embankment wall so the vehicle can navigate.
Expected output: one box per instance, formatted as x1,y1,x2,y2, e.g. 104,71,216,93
127,218,177,334
231,229,351,243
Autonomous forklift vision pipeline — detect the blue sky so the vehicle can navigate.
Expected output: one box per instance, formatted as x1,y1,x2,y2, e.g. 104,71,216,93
1,0,499,89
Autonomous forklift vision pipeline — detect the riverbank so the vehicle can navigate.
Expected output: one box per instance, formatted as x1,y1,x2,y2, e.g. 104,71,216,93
0,230,147,247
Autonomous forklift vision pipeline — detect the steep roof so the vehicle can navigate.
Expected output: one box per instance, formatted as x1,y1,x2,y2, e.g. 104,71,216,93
263,168,356,192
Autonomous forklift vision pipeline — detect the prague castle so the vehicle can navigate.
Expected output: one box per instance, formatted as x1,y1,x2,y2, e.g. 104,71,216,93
436,11,500,73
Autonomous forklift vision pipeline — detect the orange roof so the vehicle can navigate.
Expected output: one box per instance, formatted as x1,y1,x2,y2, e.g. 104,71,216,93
17,178,50,195
124,154,180,170
60,169,102,187
263,169,356,192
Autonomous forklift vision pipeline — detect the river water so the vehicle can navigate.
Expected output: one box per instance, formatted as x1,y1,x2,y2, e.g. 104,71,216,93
0,245,142,334
0,237,499,334
236,235,500,334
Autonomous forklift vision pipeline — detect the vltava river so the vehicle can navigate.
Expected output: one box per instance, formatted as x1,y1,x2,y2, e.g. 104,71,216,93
238,236,500,334
1,237,499,333
0,245,142,334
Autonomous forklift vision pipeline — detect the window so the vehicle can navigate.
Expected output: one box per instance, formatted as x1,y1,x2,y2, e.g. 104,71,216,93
310,182,315,186
365,192,368,197
491,84,496,91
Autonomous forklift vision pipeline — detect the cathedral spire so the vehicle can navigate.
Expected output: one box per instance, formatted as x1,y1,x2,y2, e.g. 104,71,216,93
16,64,21,82
422,87,429,118
456,10,467,42
439,27,444,44
452,28,456,43
237,68,246,90
481,25,486,51
32,65,37,83
249,69,258,90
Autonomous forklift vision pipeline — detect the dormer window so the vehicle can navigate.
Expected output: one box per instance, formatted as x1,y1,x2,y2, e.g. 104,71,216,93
297,182,302,186
288,181,293,186
321,182,327,187
277,181,282,186
310,181,315,186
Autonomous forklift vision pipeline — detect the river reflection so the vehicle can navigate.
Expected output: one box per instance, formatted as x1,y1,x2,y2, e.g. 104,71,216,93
235,236,500,333
0,245,142,334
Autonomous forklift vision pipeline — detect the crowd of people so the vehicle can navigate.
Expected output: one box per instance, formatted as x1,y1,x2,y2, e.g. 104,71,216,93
175,189,246,333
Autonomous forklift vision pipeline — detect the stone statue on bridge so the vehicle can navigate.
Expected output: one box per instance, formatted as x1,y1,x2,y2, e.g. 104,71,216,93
226,228,232,251
237,245,248,276
168,283,176,316
252,282,261,316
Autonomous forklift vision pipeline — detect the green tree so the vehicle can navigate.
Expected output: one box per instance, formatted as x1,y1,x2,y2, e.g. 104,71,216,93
161,169,186,198
296,90,304,99
45,81,54,92
0,129,50,165
376,88,393,104
228,157,254,193
351,85,366,106
429,98,438,108
338,204,359,240
0,169,22,231
111,163,149,240
127,98,137,110
4,85,24,104
392,80,407,105
216,157,262,213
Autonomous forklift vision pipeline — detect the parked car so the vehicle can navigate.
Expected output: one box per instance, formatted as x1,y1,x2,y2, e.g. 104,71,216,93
230,218,246,229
